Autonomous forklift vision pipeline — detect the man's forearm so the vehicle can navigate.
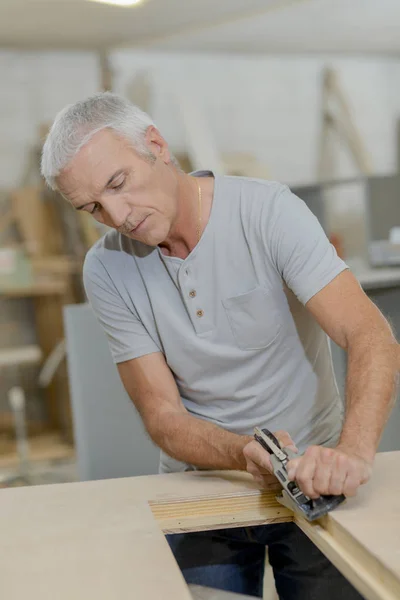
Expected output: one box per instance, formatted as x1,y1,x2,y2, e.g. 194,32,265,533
339,331,399,462
151,410,252,470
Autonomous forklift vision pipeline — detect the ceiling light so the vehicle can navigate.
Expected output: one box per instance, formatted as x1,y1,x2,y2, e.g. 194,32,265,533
88,0,144,6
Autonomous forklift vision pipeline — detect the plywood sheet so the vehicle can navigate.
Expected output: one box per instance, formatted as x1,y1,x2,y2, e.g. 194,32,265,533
0,478,191,600
0,471,284,599
0,453,399,600
151,487,291,533
330,452,400,580
296,452,400,600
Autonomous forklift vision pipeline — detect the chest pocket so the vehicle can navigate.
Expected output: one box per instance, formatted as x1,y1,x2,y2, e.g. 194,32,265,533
223,287,282,350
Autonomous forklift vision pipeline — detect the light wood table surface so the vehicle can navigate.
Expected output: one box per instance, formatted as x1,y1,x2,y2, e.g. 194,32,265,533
0,452,399,599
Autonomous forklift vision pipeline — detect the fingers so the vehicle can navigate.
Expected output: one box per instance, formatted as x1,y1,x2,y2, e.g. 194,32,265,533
342,471,360,497
243,434,371,498
311,447,336,498
243,431,298,487
287,446,371,499
243,440,273,474
341,457,368,497
342,458,371,497
328,453,348,496
288,446,319,498
244,430,297,477
244,430,299,489
274,430,298,454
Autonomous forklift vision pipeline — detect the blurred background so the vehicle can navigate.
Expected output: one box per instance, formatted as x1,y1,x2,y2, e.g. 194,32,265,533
1,0,400,490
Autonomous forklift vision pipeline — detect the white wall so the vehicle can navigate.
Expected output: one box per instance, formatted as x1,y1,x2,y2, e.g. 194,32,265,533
111,51,400,185
0,51,99,189
1,50,400,257
1,50,400,191
110,51,400,259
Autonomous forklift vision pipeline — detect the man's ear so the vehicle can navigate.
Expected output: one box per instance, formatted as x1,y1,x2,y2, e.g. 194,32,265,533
145,126,171,164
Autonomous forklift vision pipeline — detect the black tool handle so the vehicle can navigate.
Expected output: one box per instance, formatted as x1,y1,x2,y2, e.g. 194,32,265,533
254,428,281,454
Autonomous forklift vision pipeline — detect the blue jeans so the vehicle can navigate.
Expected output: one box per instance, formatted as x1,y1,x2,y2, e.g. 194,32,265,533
167,523,364,599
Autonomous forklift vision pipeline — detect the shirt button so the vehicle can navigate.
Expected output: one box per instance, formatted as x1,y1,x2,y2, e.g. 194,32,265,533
196,309,204,318
189,290,197,298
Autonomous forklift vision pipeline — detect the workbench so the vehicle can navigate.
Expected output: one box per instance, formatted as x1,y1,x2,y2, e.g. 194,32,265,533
0,451,399,600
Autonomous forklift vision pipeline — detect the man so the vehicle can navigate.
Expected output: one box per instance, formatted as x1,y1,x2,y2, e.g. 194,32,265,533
41,92,398,599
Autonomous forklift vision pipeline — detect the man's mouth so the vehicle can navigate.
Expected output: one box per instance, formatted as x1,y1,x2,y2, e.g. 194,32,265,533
129,216,148,234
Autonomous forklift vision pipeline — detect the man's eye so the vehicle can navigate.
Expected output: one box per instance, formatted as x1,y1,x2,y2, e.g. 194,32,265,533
112,179,125,191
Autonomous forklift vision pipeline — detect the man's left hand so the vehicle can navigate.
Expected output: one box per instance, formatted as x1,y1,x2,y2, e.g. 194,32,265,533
287,445,373,498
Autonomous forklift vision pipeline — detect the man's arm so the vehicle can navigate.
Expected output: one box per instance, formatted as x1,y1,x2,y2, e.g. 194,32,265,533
244,270,399,497
245,187,399,496
283,270,399,497
118,352,252,470
309,270,399,461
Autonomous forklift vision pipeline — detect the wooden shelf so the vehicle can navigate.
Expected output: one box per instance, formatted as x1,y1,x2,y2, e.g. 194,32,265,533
0,432,74,468
1,278,67,298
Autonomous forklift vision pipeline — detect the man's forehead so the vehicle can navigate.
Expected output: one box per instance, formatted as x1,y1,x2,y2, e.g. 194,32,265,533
59,133,120,186
57,159,100,203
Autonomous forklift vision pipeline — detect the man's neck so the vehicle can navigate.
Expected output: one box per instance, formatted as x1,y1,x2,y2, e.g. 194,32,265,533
159,173,214,259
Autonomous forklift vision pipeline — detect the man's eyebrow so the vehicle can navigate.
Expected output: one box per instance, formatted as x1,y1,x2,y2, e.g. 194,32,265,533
74,170,124,210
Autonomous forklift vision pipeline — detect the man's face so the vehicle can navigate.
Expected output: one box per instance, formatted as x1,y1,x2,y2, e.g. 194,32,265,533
57,128,179,246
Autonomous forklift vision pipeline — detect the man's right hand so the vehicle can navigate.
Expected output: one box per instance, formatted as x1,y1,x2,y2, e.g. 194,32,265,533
243,430,298,487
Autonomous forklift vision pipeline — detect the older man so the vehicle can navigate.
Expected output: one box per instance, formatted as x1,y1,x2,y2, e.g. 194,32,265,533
42,92,398,599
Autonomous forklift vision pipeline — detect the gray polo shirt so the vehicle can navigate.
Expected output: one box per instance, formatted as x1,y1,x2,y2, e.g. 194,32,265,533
83,172,348,473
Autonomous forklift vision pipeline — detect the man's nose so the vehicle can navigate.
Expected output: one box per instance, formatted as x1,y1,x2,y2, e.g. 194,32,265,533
104,201,129,229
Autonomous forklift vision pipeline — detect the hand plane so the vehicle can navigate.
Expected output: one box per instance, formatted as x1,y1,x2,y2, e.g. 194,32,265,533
254,427,346,522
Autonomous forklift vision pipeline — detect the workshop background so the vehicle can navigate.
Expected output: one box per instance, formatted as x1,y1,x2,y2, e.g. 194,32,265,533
1,0,400,501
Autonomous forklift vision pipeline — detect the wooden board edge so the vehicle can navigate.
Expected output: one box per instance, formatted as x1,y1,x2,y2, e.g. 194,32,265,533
150,489,293,534
296,515,400,600
148,472,400,600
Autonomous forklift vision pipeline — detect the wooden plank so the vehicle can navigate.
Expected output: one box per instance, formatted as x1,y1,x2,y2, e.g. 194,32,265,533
317,67,373,181
0,279,67,297
0,472,282,600
31,255,82,275
297,516,400,600
0,344,42,368
1,280,73,436
0,413,50,437
150,488,291,534
296,452,400,600
78,211,102,249
0,480,191,600
0,209,14,237
135,469,279,503
33,293,72,434
11,186,64,257
0,432,74,468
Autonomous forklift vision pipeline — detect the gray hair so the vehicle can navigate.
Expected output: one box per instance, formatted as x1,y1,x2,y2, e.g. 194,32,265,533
41,92,178,190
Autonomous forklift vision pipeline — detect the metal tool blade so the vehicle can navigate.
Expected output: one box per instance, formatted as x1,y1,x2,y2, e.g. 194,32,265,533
253,427,287,462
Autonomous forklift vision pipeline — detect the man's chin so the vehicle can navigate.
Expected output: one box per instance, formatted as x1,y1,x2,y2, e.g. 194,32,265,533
122,229,160,247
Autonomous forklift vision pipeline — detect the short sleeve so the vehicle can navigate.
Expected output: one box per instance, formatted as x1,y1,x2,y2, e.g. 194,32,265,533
268,186,348,305
83,251,161,364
